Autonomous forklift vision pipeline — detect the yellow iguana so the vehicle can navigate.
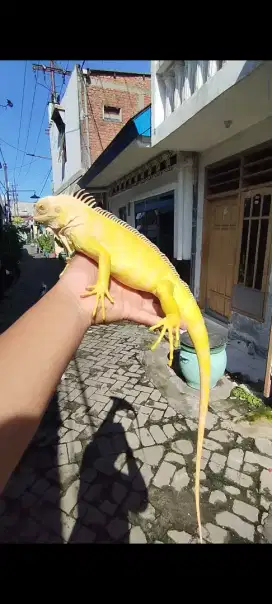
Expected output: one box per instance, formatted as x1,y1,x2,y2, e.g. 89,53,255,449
33,189,211,543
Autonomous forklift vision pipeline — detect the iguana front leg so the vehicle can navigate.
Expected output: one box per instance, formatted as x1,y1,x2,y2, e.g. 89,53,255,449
150,280,181,367
58,233,74,277
79,243,114,321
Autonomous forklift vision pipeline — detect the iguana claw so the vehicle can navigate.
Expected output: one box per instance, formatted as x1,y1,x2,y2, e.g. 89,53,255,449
80,283,114,321
149,317,180,366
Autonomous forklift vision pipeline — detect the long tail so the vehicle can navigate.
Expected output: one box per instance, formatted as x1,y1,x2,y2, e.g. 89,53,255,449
175,286,210,543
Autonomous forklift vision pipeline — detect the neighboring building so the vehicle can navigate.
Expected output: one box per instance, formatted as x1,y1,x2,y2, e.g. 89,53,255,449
11,202,35,219
80,60,272,380
79,104,193,283
48,65,151,201
151,59,272,369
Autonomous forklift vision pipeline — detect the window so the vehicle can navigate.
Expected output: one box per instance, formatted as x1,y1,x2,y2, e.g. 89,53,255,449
52,108,67,181
238,193,271,291
103,105,122,122
119,206,127,222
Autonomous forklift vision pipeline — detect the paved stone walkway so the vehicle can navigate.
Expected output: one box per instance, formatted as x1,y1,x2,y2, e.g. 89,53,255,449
0,249,272,543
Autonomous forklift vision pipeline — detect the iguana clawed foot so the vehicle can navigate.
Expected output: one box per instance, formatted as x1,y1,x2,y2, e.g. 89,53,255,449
149,315,180,367
80,283,114,321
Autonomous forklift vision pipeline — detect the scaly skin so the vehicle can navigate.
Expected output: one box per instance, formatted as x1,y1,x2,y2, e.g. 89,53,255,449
33,192,211,542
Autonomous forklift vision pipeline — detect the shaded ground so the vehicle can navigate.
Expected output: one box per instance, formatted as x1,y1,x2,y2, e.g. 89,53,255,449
0,248,272,543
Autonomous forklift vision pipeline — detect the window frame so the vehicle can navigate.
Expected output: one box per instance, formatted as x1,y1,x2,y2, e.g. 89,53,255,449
103,105,122,123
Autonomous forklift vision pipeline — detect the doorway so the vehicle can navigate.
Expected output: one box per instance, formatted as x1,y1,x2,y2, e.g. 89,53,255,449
206,195,240,319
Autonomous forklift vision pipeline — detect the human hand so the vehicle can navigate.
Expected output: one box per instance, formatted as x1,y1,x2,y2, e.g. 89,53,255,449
58,253,167,329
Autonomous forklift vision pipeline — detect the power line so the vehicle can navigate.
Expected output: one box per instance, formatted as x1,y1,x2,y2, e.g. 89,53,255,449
59,61,70,98
0,136,28,154
39,167,52,196
14,61,27,185
22,95,50,182
17,62,39,181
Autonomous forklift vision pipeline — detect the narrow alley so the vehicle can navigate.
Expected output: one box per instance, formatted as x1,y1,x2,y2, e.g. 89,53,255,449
0,250,272,543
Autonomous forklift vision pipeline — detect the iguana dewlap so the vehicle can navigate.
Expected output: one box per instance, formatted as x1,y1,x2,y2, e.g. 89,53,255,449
33,189,211,543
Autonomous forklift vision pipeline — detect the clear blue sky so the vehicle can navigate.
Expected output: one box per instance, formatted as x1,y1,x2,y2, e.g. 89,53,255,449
0,60,150,203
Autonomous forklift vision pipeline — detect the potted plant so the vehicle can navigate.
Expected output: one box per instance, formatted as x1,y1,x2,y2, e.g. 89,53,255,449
37,232,55,257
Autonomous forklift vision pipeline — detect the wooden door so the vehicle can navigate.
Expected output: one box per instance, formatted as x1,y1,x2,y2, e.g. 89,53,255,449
206,196,240,318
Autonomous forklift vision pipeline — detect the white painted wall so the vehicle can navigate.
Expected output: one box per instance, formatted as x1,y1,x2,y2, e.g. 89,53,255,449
194,116,272,352
49,66,82,193
109,162,193,261
151,60,263,146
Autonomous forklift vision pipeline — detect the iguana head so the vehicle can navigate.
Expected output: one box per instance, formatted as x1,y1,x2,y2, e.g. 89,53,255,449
33,195,84,230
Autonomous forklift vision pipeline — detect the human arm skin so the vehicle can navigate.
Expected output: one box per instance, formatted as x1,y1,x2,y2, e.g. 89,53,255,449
0,253,166,493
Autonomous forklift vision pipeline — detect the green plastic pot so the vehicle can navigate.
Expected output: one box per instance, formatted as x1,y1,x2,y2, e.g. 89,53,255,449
179,332,227,390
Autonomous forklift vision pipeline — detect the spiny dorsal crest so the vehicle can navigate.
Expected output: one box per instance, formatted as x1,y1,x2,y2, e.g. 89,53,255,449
70,188,188,286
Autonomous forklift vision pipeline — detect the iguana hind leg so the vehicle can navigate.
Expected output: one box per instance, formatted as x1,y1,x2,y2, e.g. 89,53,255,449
149,280,181,367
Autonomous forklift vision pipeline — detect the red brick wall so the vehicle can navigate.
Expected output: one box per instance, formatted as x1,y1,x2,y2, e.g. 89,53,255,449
85,73,151,163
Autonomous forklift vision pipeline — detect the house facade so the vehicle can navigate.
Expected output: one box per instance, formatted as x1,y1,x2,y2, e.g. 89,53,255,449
79,104,196,284
48,65,151,200
150,60,272,361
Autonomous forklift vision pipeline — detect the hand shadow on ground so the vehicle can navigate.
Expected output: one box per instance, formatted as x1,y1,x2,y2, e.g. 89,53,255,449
69,397,148,543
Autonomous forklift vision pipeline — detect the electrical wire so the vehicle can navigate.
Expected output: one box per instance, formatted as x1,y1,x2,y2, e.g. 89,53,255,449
14,61,27,185
0,136,27,154
23,94,50,182
17,62,39,181
39,167,52,196
0,144,5,164
59,61,70,99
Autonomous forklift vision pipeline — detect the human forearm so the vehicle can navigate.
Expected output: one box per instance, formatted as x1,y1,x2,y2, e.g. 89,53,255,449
0,279,89,492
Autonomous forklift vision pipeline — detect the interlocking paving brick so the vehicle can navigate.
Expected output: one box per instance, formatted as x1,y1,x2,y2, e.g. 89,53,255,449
245,450,272,470
233,499,259,523
225,468,253,488
172,468,190,491
227,448,244,471
150,390,161,402
31,479,50,496
60,479,87,515
203,438,223,451
112,482,128,504
153,461,176,488
150,409,164,422
107,518,129,541
164,407,177,418
168,530,191,544
126,432,140,450
260,469,272,496
67,441,82,463
209,490,227,504
216,511,255,542
129,526,147,543
209,452,227,474
163,424,176,439
100,500,118,516
133,464,153,490
204,523,229,544
138,428,155,447
134,445,164,467
171,439,193,455
149,425,167,444
208,430,234,443
165,452,186,465
224,485,241,496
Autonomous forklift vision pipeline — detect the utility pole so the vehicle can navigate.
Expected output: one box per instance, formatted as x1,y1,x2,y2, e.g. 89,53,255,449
32,61,71,103
3,163,11,222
